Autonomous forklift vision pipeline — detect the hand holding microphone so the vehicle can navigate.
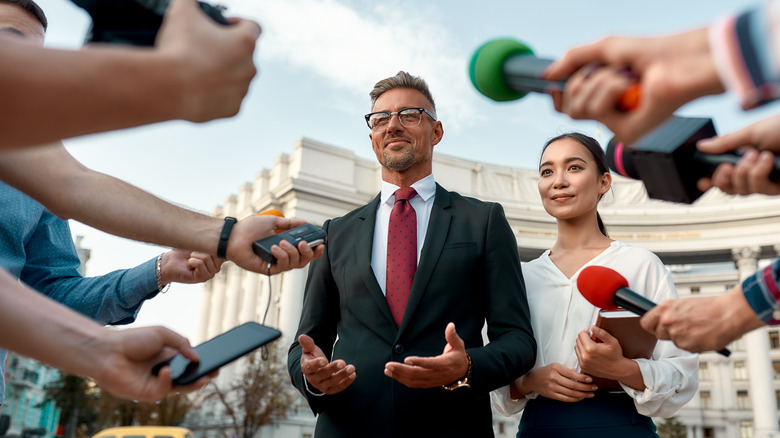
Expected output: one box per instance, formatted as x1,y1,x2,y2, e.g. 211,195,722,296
606,116,780,204
577,265,731,356
469,38,640,111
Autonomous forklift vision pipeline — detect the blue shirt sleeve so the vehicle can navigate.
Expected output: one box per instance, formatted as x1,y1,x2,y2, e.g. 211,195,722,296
19,209,160,326
742,257,780,325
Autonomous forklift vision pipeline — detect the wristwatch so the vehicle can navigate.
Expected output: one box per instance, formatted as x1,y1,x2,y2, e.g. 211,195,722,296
443,353,472,391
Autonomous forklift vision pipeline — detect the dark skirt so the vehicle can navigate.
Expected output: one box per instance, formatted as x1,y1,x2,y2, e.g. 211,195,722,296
517,392,659,438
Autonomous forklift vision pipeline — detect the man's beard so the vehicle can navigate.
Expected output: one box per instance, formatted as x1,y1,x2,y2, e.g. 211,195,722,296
381,146,417,172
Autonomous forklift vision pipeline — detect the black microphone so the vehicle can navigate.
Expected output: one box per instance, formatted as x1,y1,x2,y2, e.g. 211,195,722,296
578,265,731,357
608,116,780,204
469,38,639,110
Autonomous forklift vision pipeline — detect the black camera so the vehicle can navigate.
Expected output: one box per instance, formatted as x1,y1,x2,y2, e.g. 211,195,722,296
70,0,229,46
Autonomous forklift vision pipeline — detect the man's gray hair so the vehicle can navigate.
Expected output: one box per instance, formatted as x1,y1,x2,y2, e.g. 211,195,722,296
369,71,436,116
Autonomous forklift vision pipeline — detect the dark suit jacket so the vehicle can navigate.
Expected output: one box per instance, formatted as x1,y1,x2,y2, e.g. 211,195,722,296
288,184,536,438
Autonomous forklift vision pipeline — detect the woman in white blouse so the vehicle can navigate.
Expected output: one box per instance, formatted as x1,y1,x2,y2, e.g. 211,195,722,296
492,133,698,437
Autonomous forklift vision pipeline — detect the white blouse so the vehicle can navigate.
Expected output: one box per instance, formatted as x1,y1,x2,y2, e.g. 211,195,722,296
492,241,699,418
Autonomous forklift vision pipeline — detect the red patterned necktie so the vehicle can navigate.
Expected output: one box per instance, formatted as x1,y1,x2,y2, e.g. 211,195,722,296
386,187,418,328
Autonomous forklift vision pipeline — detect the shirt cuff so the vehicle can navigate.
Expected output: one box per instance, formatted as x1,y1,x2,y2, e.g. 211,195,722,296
742,259,780,325
303,373,325,396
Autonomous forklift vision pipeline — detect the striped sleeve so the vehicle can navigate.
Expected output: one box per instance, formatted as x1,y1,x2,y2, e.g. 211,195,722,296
709,1,780,110
742,257,780,325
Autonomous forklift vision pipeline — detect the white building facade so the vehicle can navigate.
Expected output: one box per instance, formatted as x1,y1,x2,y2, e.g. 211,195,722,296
195,138,780,438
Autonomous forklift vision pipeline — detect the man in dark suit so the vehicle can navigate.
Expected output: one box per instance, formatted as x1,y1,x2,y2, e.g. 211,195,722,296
287,71,536,437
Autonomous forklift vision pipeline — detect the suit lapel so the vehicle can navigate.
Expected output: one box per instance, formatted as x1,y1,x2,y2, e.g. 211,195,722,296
398,184,452,333
351,194,398,330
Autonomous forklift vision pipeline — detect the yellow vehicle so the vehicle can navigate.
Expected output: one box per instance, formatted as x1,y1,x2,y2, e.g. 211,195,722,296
91,426,194,438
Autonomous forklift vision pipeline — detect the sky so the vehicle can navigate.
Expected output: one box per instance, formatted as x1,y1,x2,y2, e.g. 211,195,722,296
33,0,779,341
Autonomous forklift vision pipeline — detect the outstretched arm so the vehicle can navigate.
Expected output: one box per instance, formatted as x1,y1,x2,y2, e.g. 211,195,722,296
0,143,323,276
544,28,722,144
0,0,261,150
0,269,207,401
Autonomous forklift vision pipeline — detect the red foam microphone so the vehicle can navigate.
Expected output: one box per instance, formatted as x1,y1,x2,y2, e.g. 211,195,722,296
577,265,730,357
577,266,655,314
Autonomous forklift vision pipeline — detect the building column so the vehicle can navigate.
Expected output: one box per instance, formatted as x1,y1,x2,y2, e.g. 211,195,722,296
196,281,213,344
222,264,244,332
239,272,261,324
206,270,227,340
733,247,780,438
278,268,308,346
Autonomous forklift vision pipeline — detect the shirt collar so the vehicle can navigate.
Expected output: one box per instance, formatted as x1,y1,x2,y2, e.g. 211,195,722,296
381,174,435,206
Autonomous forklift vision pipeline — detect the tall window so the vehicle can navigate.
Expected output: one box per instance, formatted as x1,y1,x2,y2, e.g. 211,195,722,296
734,361,748,380
769,330,780,349
776,390,780,409
700,390,712,409
739,421,753,438
699,362,710,381
737,390,751,409
703,427,715,438
690,286,701,295
774,361,780,379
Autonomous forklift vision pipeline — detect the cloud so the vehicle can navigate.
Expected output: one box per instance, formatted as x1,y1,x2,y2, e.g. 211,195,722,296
226,0,483,130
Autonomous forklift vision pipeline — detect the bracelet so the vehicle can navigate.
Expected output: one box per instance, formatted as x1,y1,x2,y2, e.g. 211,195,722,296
443,353,472,391
156,253,170,294
217,216,237,260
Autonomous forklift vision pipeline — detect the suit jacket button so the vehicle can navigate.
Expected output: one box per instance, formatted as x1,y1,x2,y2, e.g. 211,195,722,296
393,344,404,354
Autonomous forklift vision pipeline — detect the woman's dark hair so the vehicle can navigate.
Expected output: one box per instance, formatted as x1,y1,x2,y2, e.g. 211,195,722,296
2,0,47,31
541,132,610,237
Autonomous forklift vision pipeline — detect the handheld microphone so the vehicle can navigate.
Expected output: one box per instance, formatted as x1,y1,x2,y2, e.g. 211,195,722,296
607,116,780,204
468,38,640,110
577,265,731,357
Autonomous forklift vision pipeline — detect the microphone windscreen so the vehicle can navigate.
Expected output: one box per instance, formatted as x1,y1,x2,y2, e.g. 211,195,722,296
577,265,629,310
606,139,640,179
469,38,533,102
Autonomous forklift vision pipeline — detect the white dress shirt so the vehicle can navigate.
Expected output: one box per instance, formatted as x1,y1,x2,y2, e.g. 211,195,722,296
491,241,699,418
371,174,436,296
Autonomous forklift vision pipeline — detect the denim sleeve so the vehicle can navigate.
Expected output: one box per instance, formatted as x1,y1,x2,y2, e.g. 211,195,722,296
19,210,159,326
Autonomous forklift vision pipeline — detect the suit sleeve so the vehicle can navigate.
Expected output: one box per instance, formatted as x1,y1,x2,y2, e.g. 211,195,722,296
287,219,341,414
468,202,536,392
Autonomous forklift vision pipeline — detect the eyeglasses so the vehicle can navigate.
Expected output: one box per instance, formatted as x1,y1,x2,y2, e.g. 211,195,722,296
364,107,437,130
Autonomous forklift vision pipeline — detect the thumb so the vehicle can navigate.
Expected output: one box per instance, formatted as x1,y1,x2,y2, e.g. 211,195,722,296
165,0,199,20
298,334,315,354
590,326,616,344
444,322,465,350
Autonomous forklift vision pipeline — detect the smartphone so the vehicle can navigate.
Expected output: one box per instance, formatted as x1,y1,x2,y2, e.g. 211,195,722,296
252,223,327,264
152,322,282,385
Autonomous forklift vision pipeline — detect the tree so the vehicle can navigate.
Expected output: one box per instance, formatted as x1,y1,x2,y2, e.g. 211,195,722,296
42,374,99,438
657,416,687,438
198,343,296,438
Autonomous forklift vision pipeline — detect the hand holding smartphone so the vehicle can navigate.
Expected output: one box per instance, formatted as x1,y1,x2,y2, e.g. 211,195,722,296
252,223,326,264
152,322,282,385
